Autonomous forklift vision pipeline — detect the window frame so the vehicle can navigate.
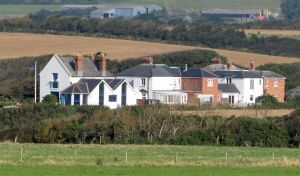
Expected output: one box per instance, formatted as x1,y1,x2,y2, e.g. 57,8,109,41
141,78,146,86
207,79,214,87
250,79,254,90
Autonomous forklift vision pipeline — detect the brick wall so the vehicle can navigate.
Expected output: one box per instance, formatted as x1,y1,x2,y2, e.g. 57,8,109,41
263,78,285,102
182,77,220,103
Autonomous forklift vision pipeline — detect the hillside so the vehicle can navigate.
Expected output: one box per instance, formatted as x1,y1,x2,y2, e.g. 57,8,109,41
1,32,299,67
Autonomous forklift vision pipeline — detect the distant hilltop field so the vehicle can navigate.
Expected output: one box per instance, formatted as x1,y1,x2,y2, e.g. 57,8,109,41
0,0,282,19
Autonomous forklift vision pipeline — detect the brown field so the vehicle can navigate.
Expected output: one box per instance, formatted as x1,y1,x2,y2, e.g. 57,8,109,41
245,29,300,37
0,32,300,67
177,109,294,118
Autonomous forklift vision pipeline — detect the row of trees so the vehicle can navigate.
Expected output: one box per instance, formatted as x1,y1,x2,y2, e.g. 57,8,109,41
0,104,299,147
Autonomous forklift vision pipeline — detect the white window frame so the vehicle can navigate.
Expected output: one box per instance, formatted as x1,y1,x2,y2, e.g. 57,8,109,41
207,79,214,87
141,78,146,86
274,80,278,88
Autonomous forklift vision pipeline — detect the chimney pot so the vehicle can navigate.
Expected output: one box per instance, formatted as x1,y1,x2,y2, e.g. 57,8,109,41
97,52,107,75
227,61,232,70
144,57,153,64
75,52,83,72
250,61,255,70
212,58,221,64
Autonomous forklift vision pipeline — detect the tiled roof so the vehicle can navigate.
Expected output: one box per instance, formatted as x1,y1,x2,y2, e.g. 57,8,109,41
219,84,240,93
117,64,181,77
59,56,113,77
255,71,285,79
214,70,262,78
181,68,218,78
203,64,241,72
62,83,90,94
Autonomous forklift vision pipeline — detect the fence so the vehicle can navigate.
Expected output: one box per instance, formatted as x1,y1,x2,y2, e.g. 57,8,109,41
0,143,299,167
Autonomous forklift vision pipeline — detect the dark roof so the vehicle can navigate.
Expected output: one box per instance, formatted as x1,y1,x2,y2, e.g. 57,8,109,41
214,70,262,78
219,84,240,93
286,86,300,96
255,71,285,79
181,68,218,78
117,64,181,77
59,56,113,77
105,79,124,90
203,64,241,72
62,83,89,94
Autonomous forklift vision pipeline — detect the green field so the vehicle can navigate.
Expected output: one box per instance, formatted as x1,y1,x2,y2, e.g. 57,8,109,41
1,166,300,176
0,0,281,19
0,143,299,175
0,5,60,19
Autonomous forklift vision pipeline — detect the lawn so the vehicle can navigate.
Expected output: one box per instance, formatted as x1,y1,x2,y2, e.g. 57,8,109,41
0,166,299,176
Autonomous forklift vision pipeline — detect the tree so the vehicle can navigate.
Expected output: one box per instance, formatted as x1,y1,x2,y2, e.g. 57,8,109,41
42,94,57,105
281,0,300,19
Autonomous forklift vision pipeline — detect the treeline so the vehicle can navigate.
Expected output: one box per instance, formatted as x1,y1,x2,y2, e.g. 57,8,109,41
0,49,221,101
2,15,300,58
0,104,299,147
239,19,300,30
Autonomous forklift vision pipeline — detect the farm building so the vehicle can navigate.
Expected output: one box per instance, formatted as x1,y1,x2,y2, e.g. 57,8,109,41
90,4,163,19
201,8,263,20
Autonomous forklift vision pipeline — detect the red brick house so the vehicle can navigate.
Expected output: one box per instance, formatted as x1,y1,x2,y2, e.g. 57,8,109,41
181,68,219,104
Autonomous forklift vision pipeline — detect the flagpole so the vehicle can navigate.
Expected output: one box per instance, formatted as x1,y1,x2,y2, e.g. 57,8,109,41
34,60,37,104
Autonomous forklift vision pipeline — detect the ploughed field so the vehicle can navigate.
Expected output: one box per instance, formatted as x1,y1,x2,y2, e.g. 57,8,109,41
0,143,299,176
1,32,299,67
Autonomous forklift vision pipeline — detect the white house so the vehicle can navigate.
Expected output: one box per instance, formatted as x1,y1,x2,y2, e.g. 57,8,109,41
116,58,187,104
39,53,142,109
218,84,240,105
214,69,263,105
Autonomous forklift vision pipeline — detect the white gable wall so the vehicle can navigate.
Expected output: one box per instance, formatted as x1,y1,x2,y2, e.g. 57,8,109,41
39,55,71,102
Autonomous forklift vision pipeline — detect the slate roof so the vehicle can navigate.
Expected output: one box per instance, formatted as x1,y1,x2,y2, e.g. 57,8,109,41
105,79,124,90
214,70,262,78
203,64,241,72
255,71,285,79
117,64,181,77
59,56,113,77
181,68,218,78
286,86,300,96
219,84,240,93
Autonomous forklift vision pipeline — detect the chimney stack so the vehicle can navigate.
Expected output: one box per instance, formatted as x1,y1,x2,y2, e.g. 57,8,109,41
212,58,221,64
227,61,232,70
75,52,83,72
90,53,95,61
250,61,255,70
144,57,153,64
97,52,107,74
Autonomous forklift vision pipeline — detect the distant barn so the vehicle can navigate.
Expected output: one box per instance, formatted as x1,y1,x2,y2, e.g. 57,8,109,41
201,9,263,20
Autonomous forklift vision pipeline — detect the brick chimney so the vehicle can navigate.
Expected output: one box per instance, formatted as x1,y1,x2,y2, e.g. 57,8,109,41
97,52,107,74
212,58,221,64
144,57,153,64
250,61,255,70
75,52,83,72
227,61,232,70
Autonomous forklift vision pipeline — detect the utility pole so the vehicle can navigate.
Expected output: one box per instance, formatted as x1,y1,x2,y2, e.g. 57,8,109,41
34,60,37,103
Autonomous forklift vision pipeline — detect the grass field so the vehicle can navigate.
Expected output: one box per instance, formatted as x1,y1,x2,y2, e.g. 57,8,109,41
1,166,300,176
0,5,60,19
0,143,300,167
1,32,299,67
245,29,300,40
0,0,281,19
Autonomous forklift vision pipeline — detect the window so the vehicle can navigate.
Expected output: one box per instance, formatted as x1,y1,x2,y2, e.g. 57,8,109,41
274,80,278,88
50,73,59,89
99,83,104,105
259,79,262,85
207,79,214,87
74,94,80,105
226,78,232,84
250,95,254,101
250,80,254,90
109,95,117,102
141,78,146,86
142,92,146,99
229,95,235,104
121,83,127,106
